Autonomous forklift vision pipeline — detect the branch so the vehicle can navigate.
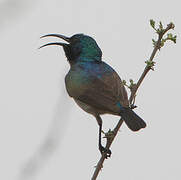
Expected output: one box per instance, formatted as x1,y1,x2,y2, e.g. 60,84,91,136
91,20,176,180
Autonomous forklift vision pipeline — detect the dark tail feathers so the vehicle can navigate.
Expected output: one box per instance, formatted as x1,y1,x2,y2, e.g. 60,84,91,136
120,108,146,131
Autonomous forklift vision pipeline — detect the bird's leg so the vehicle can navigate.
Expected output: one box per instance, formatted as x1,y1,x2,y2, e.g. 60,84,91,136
96,115,111,158
130,94,137,109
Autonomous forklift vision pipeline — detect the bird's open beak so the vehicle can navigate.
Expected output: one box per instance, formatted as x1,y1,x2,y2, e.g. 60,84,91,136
39,34,70,49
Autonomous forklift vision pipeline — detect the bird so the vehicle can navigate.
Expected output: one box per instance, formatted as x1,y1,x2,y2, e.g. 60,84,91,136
39,33,146,157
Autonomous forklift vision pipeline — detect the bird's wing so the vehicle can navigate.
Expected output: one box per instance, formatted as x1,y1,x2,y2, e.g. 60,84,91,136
76,68,129,114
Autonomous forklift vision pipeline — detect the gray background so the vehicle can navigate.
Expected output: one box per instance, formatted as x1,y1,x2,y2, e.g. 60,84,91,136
0,0,180,179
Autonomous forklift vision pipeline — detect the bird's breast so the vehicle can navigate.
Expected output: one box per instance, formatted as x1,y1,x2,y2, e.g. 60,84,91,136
64,61,114,98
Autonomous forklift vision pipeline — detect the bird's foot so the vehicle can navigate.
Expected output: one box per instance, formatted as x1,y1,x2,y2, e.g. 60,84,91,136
102,129,115,140
99,145,112,159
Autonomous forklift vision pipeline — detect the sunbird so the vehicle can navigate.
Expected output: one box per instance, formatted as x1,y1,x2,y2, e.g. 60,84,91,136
40,34,146,157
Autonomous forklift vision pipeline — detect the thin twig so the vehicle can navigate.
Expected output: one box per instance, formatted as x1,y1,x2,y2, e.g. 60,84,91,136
129,22,175,103
91,22,175,180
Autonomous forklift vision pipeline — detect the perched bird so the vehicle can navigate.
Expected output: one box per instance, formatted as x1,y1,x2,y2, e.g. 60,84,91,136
40,33,146,157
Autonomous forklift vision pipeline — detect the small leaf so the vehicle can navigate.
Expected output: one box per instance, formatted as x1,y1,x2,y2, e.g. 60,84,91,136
150,19,156,29
159,21,163,30
173,35,177,43
152,39,157,47
156,28,160,34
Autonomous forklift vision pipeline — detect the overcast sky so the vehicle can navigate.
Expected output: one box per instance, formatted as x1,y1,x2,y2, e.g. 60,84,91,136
0,0,181,180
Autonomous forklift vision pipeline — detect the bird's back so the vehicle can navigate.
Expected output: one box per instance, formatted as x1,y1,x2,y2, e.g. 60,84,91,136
65,60,129,115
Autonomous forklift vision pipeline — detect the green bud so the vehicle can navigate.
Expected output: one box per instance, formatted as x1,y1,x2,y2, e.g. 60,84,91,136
160,39,165,47
167,33,173,39
170,22,175,29
145,60,156,70
166,33,177,43
122,80,127,85
129,79,134,84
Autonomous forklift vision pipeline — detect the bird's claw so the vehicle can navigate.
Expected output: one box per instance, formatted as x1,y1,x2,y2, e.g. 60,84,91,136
99,145,112,158
130,104,137,109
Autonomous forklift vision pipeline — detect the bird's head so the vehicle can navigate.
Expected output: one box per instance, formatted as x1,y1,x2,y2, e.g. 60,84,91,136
39,33,102,64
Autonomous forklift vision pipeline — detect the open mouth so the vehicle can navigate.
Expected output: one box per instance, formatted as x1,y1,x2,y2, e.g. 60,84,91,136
39,34,70,49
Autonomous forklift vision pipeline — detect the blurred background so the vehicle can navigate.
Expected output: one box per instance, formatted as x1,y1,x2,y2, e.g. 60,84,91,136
0,0,180,179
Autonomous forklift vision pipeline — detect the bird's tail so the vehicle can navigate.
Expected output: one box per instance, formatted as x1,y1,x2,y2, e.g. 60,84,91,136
120,108,146,131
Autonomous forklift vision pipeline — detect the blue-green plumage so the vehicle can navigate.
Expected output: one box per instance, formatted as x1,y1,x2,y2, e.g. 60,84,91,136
65,60,128,115
40,33,146,156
